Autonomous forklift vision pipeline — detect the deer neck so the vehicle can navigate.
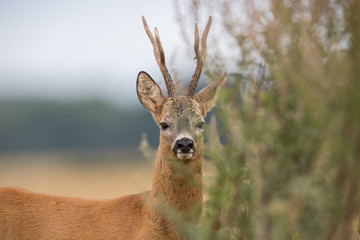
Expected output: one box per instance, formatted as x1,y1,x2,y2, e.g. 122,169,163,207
150,142,203,223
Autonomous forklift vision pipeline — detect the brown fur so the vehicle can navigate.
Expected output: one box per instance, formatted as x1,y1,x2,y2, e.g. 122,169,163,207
0,147,201,240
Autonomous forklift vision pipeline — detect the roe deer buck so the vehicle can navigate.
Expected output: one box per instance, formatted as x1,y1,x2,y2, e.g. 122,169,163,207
0,16,226,240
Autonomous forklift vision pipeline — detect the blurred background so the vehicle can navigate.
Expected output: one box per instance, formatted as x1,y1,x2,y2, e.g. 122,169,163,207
0,0,192,199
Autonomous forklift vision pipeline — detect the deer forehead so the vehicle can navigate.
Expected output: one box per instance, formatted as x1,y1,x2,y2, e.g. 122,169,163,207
160,97,203,124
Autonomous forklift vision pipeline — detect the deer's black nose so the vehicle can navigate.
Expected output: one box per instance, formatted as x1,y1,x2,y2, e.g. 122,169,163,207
173,138,196,154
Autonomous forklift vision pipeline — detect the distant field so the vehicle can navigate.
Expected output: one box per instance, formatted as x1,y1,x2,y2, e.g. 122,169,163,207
0,150,154,199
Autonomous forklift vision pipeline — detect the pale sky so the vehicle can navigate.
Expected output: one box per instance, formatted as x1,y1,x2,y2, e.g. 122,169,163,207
0,0,200,107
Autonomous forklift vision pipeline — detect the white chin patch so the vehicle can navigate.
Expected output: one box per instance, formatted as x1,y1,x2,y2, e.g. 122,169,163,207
176,153,193,160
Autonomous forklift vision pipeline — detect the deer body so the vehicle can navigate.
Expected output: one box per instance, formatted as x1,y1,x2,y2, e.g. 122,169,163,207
0,17,225,240
0,140,203,240
0,188,150,239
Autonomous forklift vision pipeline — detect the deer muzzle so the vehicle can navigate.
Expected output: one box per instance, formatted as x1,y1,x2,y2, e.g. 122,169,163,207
172,137,196,160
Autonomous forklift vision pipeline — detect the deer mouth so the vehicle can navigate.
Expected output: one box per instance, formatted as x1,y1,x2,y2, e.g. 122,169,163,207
176,152,194,160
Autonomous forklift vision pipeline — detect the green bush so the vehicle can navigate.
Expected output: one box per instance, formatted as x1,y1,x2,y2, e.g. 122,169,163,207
176,0,360,239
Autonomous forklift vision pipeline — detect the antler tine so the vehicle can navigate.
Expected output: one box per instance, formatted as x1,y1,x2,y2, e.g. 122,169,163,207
185,16,212,97
142,16,176,97
193,23,200,61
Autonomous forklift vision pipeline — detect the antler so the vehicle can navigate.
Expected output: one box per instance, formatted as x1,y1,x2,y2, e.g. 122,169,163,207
185,16,212,97
142,16,177,97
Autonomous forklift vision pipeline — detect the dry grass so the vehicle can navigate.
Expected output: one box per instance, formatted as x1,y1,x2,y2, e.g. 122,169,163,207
0,150,154,200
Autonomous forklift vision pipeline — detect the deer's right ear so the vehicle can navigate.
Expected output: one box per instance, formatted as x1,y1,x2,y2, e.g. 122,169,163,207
137,71,166,114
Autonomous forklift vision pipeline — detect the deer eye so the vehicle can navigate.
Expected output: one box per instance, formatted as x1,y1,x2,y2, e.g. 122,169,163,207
160,122,169,131
196,122,205,129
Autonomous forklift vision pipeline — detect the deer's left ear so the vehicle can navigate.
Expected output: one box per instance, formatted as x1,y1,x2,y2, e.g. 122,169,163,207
195,73,227,116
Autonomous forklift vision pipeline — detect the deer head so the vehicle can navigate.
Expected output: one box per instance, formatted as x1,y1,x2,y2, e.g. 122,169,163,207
137,16,226,162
